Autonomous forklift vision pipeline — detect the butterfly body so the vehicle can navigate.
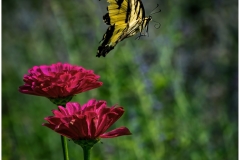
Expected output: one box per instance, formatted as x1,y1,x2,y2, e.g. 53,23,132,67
97,0,152,57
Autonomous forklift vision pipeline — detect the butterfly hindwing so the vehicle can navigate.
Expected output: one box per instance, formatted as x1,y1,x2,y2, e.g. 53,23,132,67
97,25,115,57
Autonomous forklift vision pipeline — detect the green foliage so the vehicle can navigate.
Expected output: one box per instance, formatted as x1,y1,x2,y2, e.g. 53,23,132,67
2,0,237,159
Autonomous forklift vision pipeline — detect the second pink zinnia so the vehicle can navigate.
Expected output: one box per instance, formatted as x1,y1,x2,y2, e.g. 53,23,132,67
42,99,131,140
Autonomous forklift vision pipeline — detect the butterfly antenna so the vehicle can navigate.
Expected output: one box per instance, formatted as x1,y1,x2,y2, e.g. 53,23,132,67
150,4,162,15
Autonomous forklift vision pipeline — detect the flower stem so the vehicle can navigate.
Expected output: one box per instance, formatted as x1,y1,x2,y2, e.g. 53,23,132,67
83,147,91,160
61,136,69,160
73,139,99,160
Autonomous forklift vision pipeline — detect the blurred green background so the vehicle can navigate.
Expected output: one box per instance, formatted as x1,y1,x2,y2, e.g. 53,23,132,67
2,0,238,159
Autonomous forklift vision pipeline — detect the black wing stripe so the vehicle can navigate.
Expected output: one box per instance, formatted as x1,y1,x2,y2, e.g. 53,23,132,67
103,13,110,25
126,0,131,23
97,25,116,57
116,0,124,8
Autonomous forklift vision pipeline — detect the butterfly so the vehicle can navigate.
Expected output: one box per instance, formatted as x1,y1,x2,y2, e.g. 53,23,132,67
96,0,152,57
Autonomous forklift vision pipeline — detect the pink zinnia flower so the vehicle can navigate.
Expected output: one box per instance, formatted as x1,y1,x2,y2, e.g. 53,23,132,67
42,99,131,141
19,63,103,99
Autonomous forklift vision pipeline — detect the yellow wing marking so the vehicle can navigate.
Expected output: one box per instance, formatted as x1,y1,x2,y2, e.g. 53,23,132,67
107,0,129,25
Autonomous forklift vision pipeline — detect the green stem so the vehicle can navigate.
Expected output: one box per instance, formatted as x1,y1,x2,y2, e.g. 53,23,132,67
83,147,91,160
61,135,69,160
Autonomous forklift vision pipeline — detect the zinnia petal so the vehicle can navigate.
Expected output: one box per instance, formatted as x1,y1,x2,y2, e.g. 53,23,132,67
100,127,132,138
